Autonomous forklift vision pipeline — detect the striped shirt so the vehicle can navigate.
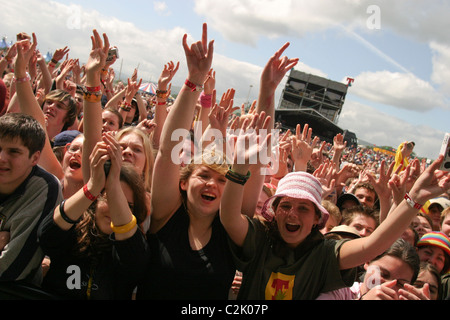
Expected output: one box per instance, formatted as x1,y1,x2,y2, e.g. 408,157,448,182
0,165,62,285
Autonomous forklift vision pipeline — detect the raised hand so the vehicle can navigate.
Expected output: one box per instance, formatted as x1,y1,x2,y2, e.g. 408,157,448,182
233,112,272,169
51,46,70,64
290,123,319,172
313,161,336,199
15,32,37,78
158,61,179,91
182,23,214,85
408,155,450,205
203,68,216,95
85,29,110,86
260,42,299,93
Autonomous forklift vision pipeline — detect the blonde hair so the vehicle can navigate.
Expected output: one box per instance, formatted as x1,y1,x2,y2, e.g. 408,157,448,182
115,127,155,192
179,149,229,184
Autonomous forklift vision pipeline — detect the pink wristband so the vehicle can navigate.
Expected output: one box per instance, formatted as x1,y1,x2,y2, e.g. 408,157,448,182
200,92,212,108
14,74,31,83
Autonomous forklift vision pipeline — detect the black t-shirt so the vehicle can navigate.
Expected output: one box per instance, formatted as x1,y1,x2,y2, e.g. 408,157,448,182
38,215,149,300
137,205,236,300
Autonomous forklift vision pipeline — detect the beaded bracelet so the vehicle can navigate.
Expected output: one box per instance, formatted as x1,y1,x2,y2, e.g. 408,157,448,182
111,215,137,234
119,101,132,112
59,200,82,224
225,169,251,185
156,90,169,99
83,89,102,102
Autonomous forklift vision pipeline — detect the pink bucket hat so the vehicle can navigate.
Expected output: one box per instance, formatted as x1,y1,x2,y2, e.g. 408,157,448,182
261,171,329,229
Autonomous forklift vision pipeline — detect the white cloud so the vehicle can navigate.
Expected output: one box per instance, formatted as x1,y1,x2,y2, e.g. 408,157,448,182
153,1,171,16
194,0,450,46
430,41,450,95
338,100,446,159
194,0,366,45
348,71,447,112
2,0,446,160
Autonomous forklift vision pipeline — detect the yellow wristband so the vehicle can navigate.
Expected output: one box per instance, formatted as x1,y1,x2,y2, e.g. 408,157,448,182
110,215,137,234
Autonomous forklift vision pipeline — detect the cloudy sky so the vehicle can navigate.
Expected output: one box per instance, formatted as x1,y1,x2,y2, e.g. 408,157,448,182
1,0,449,159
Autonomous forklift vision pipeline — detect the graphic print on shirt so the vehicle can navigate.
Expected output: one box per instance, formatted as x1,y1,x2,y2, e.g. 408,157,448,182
265,272,295,300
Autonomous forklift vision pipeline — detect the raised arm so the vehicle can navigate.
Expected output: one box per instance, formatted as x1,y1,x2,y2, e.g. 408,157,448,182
82,29,110,182
14,33,63,180
339,155,450,270
152,61,179,149
220,115,272,246
150,23,214,233
256,42,298,128
103,132,139,240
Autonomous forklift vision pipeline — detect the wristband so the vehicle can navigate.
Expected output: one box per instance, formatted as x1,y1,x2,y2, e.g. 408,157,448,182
59,200,82,224
225,169,251,185
51,58,58,65
14,73,31,83
185,79,203,92
404,193,423,210
83,184,98,201
83,92,102,103
111,215,137,234
157,101,167,106
119,101,132,111
156,90,169,99
85,85,102,93
200,92,212,108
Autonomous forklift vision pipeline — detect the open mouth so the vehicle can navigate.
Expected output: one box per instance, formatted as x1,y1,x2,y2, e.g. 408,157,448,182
285,223,300,232
69,159,81,170
201,192,216,202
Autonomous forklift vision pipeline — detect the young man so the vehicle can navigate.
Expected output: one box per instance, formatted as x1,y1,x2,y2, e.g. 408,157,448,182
0,113,62,286
353,182,377,209
340,205,380,237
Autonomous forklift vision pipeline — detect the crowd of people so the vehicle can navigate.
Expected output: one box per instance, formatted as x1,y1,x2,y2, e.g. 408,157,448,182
0,23,450,301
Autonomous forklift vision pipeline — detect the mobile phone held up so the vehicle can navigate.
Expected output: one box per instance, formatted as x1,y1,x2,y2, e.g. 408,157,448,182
439,133,450,171
104,160,111,177
107,47,119,62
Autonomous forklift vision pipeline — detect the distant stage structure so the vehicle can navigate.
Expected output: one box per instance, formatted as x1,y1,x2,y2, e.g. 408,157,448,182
275,69,357,148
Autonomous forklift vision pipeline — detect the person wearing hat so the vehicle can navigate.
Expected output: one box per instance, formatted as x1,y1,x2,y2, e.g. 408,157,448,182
325,225,361,240
220,127,450,299
427,197,450,231
336,192,361,212
416,231,450,275
52,130,82,162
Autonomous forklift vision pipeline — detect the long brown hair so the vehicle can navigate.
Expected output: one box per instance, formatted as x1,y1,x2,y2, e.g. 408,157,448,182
73,164,148,258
